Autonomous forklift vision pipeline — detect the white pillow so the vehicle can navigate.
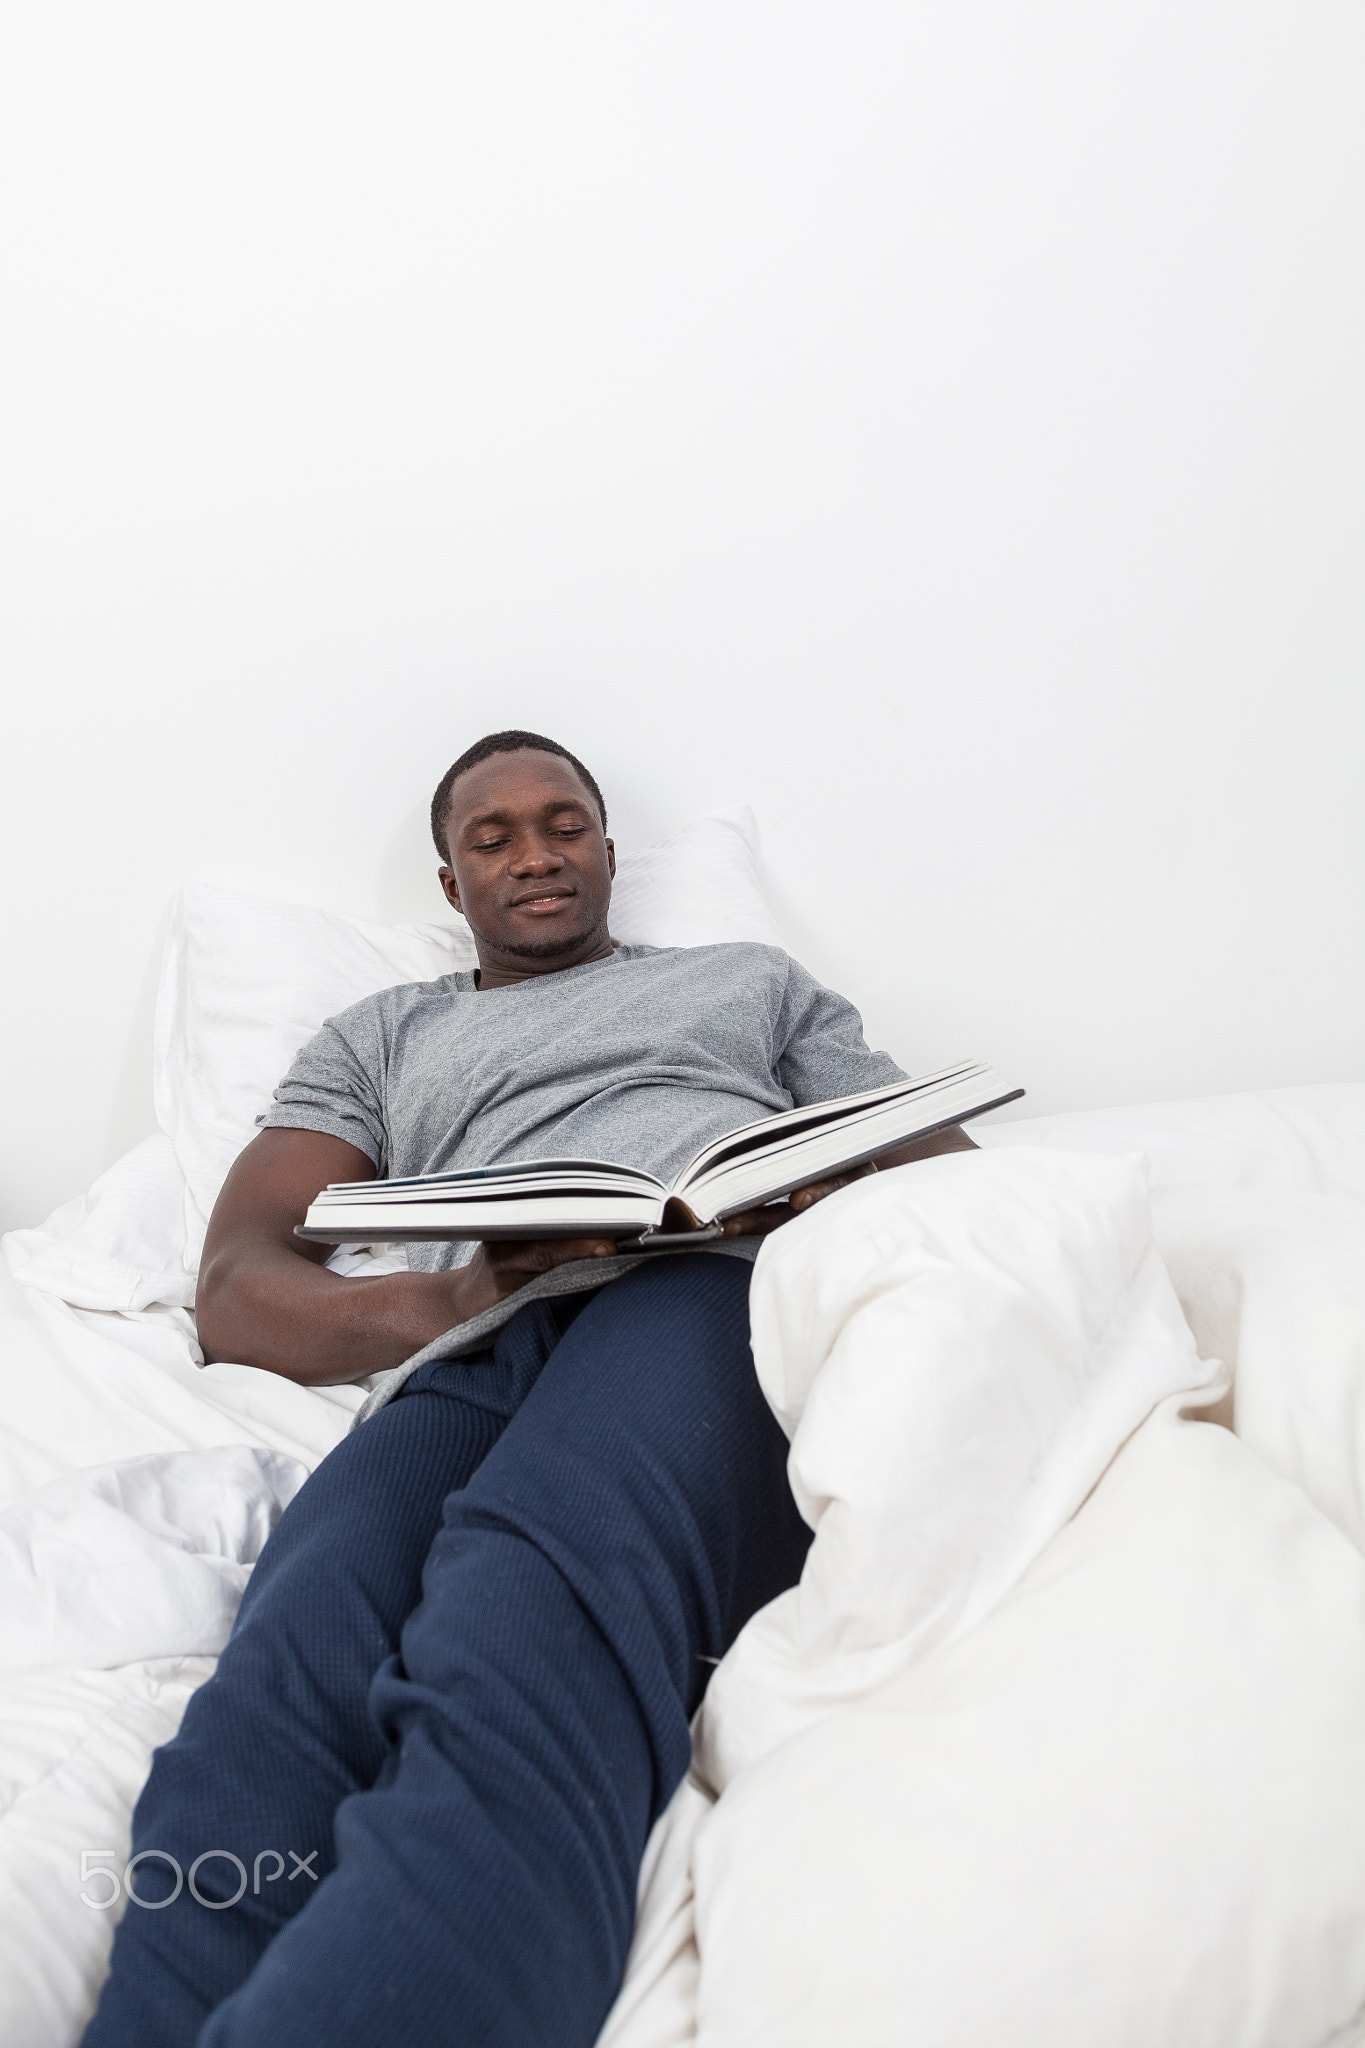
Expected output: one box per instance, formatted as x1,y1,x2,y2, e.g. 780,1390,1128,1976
1152,1182,1365,1554
978,1081,1365,1200
606,808,784,952
155,807,783,1226
153,892,473,1230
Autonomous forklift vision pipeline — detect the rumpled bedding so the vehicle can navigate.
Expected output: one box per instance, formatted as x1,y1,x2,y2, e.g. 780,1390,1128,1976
2,1087,1365,2046
600,1147,1365,2048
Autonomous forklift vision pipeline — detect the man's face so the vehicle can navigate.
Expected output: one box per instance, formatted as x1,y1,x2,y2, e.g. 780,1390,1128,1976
438,750,615,969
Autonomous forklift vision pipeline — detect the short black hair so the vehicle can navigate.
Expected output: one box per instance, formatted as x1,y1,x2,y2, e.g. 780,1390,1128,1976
430,730,608,860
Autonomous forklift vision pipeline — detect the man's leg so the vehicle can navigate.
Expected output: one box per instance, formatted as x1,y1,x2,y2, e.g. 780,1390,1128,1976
198,1253,808,2048
82,1300,582,2048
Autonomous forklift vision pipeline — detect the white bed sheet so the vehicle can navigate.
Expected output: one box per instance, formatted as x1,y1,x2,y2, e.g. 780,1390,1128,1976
0,1081,1362,2046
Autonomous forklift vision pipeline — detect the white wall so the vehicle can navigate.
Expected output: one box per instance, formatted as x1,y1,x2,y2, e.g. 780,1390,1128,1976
3,0,1363,1231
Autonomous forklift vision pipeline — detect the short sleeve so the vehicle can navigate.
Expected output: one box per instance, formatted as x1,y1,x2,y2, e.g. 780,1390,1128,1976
774,958,908,1106
257,1015,388,1171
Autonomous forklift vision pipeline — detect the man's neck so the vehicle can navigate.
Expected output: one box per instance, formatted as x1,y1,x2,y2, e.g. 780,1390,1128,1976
473,932,617,991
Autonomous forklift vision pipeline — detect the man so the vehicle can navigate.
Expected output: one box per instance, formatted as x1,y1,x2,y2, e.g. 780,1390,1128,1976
85,731,972,2048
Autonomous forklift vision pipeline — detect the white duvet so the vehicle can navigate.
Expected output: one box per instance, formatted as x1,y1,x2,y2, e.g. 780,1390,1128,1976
3,1085,1365,2047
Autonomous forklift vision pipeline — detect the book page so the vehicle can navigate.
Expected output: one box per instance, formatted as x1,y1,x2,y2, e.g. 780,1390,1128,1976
673,1063,987,1194
683,1074,1022,1222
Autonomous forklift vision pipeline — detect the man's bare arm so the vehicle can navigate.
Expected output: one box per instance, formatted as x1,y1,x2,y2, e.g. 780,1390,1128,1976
196,1129,618,1386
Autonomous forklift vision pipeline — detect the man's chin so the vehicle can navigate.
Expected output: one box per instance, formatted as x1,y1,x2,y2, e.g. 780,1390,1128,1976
496,926,598,963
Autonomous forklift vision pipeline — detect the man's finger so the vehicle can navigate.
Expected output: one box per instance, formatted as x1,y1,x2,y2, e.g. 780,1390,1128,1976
527,1237,619,1267
722,1203,795,1238
487,1237,617,1279
789,1162,876,1211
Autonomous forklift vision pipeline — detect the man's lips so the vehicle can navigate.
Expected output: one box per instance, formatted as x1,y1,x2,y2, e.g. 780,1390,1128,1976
509,889,576,914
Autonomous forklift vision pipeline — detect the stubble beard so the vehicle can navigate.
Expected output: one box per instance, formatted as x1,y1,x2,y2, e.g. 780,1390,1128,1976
476,905,610,964
497,931,594,961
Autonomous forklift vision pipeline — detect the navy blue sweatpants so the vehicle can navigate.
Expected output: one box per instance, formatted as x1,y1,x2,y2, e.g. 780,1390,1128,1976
83,1254,809,2048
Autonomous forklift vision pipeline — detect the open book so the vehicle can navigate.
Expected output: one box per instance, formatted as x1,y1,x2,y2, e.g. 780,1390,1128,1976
295,1060,1022,1250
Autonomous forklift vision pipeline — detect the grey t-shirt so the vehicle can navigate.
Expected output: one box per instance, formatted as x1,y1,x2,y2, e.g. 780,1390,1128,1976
261,941,906,1274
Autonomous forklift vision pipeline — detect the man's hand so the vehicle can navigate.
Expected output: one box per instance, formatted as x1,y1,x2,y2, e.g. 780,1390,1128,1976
721,1163,877,1239
457,1236,620,1320
720,1121,978,1241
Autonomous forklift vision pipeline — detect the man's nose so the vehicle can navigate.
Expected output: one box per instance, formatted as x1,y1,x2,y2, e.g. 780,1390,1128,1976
508,837,565,876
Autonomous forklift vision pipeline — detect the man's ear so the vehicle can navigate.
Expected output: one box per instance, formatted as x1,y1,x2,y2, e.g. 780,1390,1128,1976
438,865,462,914
605,837,616,879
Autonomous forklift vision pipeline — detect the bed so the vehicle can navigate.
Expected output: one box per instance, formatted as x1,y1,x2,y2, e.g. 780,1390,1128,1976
4,821,1365,2047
